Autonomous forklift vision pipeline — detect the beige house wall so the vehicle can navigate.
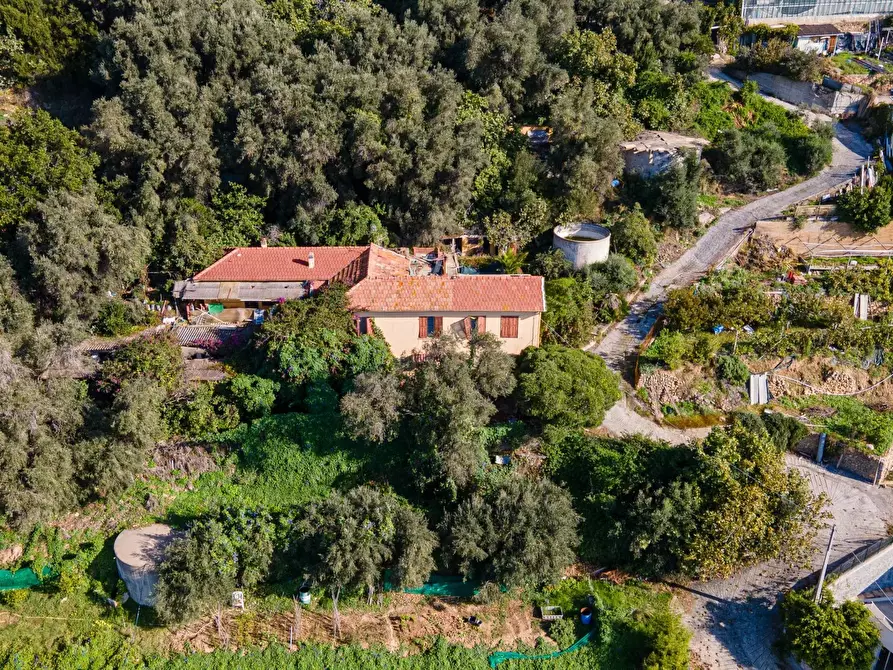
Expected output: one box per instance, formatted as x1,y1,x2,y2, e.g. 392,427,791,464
356,311,541,357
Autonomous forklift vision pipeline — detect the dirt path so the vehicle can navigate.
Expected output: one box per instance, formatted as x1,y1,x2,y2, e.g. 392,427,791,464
600,399,712,445
584,86,877,668
589,119,871,380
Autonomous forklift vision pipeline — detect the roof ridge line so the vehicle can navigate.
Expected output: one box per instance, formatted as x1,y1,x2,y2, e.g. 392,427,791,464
193,247,242,281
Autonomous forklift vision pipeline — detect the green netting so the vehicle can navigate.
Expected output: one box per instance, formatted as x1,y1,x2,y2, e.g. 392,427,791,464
488,630,594,668
208,303,225,314
403,575,479,598
0,566,52,591
383,572,491,597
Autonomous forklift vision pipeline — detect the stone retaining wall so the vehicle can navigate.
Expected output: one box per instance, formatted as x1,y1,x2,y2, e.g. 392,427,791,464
795,435,893,484
727,70,868,117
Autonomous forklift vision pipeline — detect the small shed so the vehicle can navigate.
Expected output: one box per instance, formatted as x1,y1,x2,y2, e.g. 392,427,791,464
795,24,841,55
619,131,709,179
113,524,179,607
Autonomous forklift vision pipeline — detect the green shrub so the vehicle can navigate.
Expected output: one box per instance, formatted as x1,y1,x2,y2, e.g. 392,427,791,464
531,249,574,279
735,40,822,82
642,611,691,670
762,412,808,451
608,205,657,264
542,278,595,348
644,331,689,370
708,126,787,192
229,374,279,419
631,149,702,229
549,616,577,649
94,301,132,336
517,346,621,429
716,355,749,385
836,177,893,232
98,333,184,393
780,590,879,670
164,382,240,437
689,333,720,365
0,589,27,609
790,123,833,176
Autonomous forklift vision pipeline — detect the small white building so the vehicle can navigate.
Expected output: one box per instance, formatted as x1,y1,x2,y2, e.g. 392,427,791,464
619,131,709,179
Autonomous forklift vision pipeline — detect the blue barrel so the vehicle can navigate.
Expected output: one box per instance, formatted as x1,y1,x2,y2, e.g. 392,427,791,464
580,607,593,626
298,587,311,605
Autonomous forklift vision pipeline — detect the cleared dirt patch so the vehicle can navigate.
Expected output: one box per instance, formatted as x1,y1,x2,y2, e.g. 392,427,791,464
171,593,549,654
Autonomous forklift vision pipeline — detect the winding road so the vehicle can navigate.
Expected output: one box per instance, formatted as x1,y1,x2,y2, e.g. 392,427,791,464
590,120,871,380
584,97,878,667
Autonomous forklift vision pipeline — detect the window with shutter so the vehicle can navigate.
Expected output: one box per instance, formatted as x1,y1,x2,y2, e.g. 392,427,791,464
355,317,372,335
420,316,439,338
500,316,519,338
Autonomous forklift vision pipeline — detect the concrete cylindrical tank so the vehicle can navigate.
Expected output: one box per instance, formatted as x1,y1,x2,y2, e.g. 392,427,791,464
113,524,177,606
552,222,611,269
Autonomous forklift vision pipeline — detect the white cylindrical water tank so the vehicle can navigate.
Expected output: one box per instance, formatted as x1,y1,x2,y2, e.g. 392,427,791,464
553,222,611,269
113,524,178,606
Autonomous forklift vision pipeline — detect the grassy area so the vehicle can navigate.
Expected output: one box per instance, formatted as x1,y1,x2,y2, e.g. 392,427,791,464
697,193,747,210
692,80,814,142
829,52,870,75
782,395,893,455
0,577,686,669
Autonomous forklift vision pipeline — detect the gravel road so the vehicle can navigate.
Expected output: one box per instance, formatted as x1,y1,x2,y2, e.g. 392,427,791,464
684,455,893,669
583,92,877,668
590,121,872,375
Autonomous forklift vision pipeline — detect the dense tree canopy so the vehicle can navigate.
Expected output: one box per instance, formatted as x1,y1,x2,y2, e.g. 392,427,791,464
298,486,436,599
443,475,579,587
547,421,826,578
0,0,842,655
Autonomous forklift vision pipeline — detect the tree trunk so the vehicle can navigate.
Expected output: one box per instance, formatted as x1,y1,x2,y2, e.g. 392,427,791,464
331,585,342,640
292,595,302,645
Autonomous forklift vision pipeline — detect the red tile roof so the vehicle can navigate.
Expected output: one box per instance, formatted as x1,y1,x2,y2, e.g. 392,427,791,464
348,276,545,313
189,245,545,313
192,245,410,283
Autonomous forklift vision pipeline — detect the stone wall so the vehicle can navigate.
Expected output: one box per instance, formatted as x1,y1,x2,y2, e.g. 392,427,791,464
795,435,893,484
828,539,893,602
727,70,868,117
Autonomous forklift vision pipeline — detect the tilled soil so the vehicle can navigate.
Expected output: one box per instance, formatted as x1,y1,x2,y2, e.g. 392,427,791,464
172,593,549,654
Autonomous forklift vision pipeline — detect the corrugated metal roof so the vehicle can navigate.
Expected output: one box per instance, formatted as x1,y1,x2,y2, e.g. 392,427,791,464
798,24,841,37
173,325,252,348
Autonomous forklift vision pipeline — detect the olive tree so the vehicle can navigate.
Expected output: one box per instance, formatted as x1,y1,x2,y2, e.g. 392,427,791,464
443,476,579,587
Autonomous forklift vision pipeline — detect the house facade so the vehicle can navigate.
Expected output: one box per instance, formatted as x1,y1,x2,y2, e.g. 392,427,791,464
173,244,545,357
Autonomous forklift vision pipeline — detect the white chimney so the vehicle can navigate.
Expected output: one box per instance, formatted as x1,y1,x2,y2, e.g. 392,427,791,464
260,237,268,248
308,251,315,269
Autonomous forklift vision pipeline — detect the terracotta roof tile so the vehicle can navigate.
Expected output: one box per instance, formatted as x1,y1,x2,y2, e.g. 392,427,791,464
188,245,544,313
348,276,545,313
194,246,371,283
193,244,412,284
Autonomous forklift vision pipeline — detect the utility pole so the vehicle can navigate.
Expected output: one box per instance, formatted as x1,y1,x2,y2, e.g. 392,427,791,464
815,525,837,604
